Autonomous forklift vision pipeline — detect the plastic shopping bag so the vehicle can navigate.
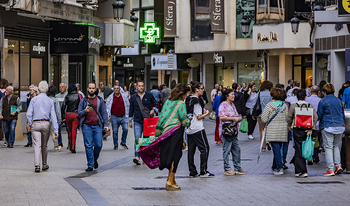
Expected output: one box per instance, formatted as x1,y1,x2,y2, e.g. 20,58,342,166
302,135,315,161
143,117,159,136
239,118,248,133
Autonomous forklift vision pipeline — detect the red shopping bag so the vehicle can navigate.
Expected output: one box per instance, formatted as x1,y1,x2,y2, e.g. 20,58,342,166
143,117,159,136
294,103,314,129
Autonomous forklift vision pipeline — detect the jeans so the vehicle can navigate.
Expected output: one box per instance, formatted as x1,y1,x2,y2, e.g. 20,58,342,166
58,120,69,145
3,119,17,146
271,142,283,170
222,135,241,171
82,124,103,168
111,115,128,146
134,121,148,158
322,130,342,171
282,131,292,164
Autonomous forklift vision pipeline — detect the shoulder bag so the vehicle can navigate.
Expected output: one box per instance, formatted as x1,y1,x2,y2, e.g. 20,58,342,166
135,94,150,119
252,92,262,117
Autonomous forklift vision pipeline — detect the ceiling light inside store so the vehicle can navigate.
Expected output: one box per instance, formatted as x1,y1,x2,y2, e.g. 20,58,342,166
294,47,297,49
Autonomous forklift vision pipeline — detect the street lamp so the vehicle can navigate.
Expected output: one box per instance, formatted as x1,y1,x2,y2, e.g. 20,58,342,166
241,18,251,35
112,0,125,22
130,11,139,31
313,4,325,11
290,15,300,34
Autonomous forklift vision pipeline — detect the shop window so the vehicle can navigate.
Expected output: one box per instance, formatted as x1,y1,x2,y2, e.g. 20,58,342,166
315,53,330,85
237,0,255,38
149,69,158,91
133,0,140,9
20,41,30,88
215,66,235,88
237,62,264,89
179,71,190,84
190,0,213,41
293,55,313,89
144,9,154,22
142,0,154,8
4,39,19,91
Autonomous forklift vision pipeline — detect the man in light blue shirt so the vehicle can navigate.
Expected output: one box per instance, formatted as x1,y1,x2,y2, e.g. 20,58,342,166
27,81,58,173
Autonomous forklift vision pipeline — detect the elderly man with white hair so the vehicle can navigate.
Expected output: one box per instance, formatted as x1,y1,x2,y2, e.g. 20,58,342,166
27,81,58,173
0,86,22,148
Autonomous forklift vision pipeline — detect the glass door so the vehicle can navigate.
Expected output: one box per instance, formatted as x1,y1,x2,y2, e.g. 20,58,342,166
69,62,82,86
31,58,43,86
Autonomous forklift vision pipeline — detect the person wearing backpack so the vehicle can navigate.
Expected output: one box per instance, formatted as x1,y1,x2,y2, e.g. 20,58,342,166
287,89,318,178
318,84,345,176
261,88,289,175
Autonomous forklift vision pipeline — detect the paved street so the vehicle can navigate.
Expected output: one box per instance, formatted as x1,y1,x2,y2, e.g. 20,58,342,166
1,119,349,206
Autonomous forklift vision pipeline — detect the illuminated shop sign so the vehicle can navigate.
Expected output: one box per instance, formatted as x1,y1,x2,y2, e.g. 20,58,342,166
140,22,160,44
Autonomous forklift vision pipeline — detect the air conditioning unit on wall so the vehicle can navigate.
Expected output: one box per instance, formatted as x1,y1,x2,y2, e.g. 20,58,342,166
76,0,98,5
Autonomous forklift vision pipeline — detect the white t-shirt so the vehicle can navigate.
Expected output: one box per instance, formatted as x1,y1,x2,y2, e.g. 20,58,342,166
186,97,204,135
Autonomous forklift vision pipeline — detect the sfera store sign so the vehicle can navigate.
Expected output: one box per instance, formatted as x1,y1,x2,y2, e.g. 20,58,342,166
211,0,225,33
164,0,176,37
151,54,177,70
50,23,89,54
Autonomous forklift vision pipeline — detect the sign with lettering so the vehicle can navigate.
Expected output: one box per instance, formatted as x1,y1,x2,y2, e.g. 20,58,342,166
140,22,161,44
211,0,225,33
257,31,279,43
213,53,223,63
33,43,46,54
164,0,176,37
151,54,177,70
339,0,350,16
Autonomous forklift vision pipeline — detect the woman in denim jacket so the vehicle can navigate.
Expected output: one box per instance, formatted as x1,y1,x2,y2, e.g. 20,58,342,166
251,81,273,152
317,84,345,176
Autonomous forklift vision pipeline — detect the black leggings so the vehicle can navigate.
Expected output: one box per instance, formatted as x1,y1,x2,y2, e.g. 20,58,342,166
247,115,257,135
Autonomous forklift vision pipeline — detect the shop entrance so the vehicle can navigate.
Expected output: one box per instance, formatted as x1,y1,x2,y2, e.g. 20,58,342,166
69,62,82,86
31,58,43,86
293,55,313,89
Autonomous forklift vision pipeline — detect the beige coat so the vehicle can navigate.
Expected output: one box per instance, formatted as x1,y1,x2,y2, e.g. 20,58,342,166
261,102,289,142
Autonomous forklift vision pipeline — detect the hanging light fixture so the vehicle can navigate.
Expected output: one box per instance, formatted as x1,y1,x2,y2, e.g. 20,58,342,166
112,0,125,22
241,17,251,35
290,15,300,34
130,11,139,31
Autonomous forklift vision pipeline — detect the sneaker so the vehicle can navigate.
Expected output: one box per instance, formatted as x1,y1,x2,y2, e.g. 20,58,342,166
85,167,93,172
299,173,308,178
248,135,255,140
35,166,40,173
133,157,141,165
234,170,247,175
103,137,107,141
273,168,283,175
323,170,335,176
54,146,59,152
57,146,62,152
266,143,271,151
94,160,98,169
189,173,198,178
120,143,129,150
335,166,343,174
261,148,266,152
42,165,49,171
272,168,277,172
4,142,7,147
200,172,215,178
224,170,236,176
283,164,288,169
114,146,118,150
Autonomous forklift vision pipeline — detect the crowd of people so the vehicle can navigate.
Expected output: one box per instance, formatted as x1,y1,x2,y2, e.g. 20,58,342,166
0,77,348,190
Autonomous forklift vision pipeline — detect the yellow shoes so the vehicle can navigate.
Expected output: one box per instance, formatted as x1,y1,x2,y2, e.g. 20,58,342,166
166,181,181,191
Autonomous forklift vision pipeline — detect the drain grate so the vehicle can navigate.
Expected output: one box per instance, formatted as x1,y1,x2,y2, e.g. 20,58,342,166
217,159,253,161
132,187,166,190
154,176,190,179
297,181,345,185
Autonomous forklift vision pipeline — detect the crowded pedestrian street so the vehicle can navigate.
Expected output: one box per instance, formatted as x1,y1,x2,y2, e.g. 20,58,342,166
1,119,348,206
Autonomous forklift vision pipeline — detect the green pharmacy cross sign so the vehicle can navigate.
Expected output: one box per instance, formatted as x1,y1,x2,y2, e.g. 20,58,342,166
140,22,160,44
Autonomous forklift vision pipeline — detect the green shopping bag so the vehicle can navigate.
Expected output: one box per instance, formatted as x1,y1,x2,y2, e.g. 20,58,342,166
239,118,248,133
302,135,315,161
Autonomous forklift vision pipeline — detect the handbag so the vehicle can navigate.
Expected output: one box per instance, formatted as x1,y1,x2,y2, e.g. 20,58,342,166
302,135,315,161
239,118,248,133
222,121,238,142
143,116,159,136
252,92,262,117
295,103,313,129
209,110,216,120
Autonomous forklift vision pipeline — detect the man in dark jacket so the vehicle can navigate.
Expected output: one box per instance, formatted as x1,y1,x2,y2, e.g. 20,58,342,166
129,81,158,165
232,83,246,117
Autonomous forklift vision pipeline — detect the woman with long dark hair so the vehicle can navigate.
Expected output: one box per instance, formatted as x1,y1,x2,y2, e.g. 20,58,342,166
243,81,257,140
61,84,81,153
47,85,62,152
219,89,246,176
136,83,192,190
